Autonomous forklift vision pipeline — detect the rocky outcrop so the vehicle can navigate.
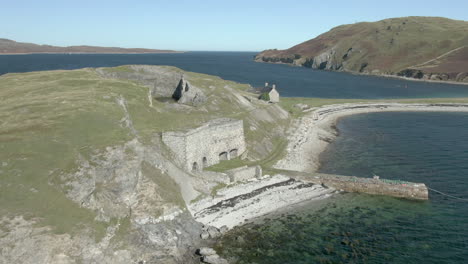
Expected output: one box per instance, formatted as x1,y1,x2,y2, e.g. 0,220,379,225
196,247,229,264
306,47,342,71
398,68,468,83
97,66,207,106
0,212,203,264
172,76,207,106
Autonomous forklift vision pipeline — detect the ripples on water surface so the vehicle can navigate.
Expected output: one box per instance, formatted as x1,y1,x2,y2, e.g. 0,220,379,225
217,112,468,264
2,52,468,98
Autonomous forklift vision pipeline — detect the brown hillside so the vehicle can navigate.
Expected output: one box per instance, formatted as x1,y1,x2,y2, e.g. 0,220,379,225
255,17,468,83
0,38,177,54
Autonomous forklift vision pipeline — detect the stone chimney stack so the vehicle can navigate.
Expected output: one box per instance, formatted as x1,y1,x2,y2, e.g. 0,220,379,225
265,82,269,87
272,84,276,90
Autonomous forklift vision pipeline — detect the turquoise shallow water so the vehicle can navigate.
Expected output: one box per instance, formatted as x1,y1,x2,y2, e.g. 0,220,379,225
217,112,468,264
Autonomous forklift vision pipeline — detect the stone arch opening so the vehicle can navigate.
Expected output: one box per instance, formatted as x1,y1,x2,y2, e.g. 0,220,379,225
202,157,208,167
185,83,189,92
229,149,238,158
192,162,198,172
219,152,228,161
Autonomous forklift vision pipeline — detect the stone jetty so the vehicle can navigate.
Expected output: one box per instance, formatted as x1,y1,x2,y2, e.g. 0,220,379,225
294,172,429,200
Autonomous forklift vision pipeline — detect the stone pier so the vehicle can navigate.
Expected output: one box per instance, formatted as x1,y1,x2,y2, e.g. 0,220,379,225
294,172,429,200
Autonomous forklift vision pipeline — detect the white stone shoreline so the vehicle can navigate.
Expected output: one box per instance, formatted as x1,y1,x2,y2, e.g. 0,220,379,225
275,102,468,173
188,174,335,229
188,103,468,232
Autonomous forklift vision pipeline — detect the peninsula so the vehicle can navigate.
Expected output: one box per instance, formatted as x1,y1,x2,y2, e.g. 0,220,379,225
0,38,178,54
1,65,467,263
255,16,468,84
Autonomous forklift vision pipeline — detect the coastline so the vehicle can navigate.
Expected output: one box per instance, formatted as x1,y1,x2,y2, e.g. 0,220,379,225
254,60,468,87
188,174,335,230
275,102,468,173
0,51,184,55
187,103,467,232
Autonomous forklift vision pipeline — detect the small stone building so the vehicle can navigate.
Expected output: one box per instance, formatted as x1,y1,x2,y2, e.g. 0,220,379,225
259,82,280,103
162,118,246,172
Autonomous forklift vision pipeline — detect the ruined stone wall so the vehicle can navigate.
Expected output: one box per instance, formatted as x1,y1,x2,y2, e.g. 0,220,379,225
161,132,187,166
226,165,262,183
162,118,246,171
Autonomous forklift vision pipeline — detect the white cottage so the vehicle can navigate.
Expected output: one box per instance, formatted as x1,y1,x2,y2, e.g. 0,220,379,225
260,82,280,103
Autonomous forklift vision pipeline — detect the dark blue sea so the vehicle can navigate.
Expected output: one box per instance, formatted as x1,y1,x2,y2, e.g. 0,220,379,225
217,112,468,264
1,52,468,98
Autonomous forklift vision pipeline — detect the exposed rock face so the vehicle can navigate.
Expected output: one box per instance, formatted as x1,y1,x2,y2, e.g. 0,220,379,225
97,65,184,98
61,138,199,222
310,48,342,70
196,247,229,264
172,76,207,106
0,213,203,264
97,66,207,105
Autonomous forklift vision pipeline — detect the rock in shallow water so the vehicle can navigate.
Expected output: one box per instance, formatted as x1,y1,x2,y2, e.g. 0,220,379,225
207,226,220,238
200,231,210,240
202,254,229,264
198,247,217,256
219,225,229,234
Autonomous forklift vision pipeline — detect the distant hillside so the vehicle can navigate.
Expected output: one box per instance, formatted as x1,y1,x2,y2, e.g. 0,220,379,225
0,38,178,54
255,17,468,83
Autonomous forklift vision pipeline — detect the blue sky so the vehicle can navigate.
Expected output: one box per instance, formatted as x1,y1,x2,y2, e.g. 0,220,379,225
1,0,467,51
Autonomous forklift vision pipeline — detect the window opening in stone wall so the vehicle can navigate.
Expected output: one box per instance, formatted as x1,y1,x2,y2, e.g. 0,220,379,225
192,162,198,171
202,157,208,167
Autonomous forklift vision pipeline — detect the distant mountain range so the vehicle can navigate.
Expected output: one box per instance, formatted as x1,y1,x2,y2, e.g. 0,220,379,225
0,38,178,54
255,17,468,83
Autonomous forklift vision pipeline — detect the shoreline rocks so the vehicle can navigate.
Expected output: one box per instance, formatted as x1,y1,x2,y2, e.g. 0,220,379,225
196,247,228,264
189,174,334,230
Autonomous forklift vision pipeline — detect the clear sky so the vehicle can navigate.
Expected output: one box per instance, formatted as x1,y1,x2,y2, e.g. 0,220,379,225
1,0,467,51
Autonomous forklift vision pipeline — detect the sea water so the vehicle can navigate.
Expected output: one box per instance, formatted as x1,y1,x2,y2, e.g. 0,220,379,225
216,112,468,263
2,52,468,98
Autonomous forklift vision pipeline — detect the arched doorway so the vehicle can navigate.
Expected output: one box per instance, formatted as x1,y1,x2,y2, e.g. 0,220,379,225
229,149,238,158
192,162,198,172
202,157,208,168
219,152,228,161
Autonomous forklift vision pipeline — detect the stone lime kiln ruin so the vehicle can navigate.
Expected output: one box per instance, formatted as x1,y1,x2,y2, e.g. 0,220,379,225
162,118,246,172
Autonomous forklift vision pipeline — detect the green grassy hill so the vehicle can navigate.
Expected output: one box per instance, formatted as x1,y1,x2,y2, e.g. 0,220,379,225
0,65,295,263
255,17,468,83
